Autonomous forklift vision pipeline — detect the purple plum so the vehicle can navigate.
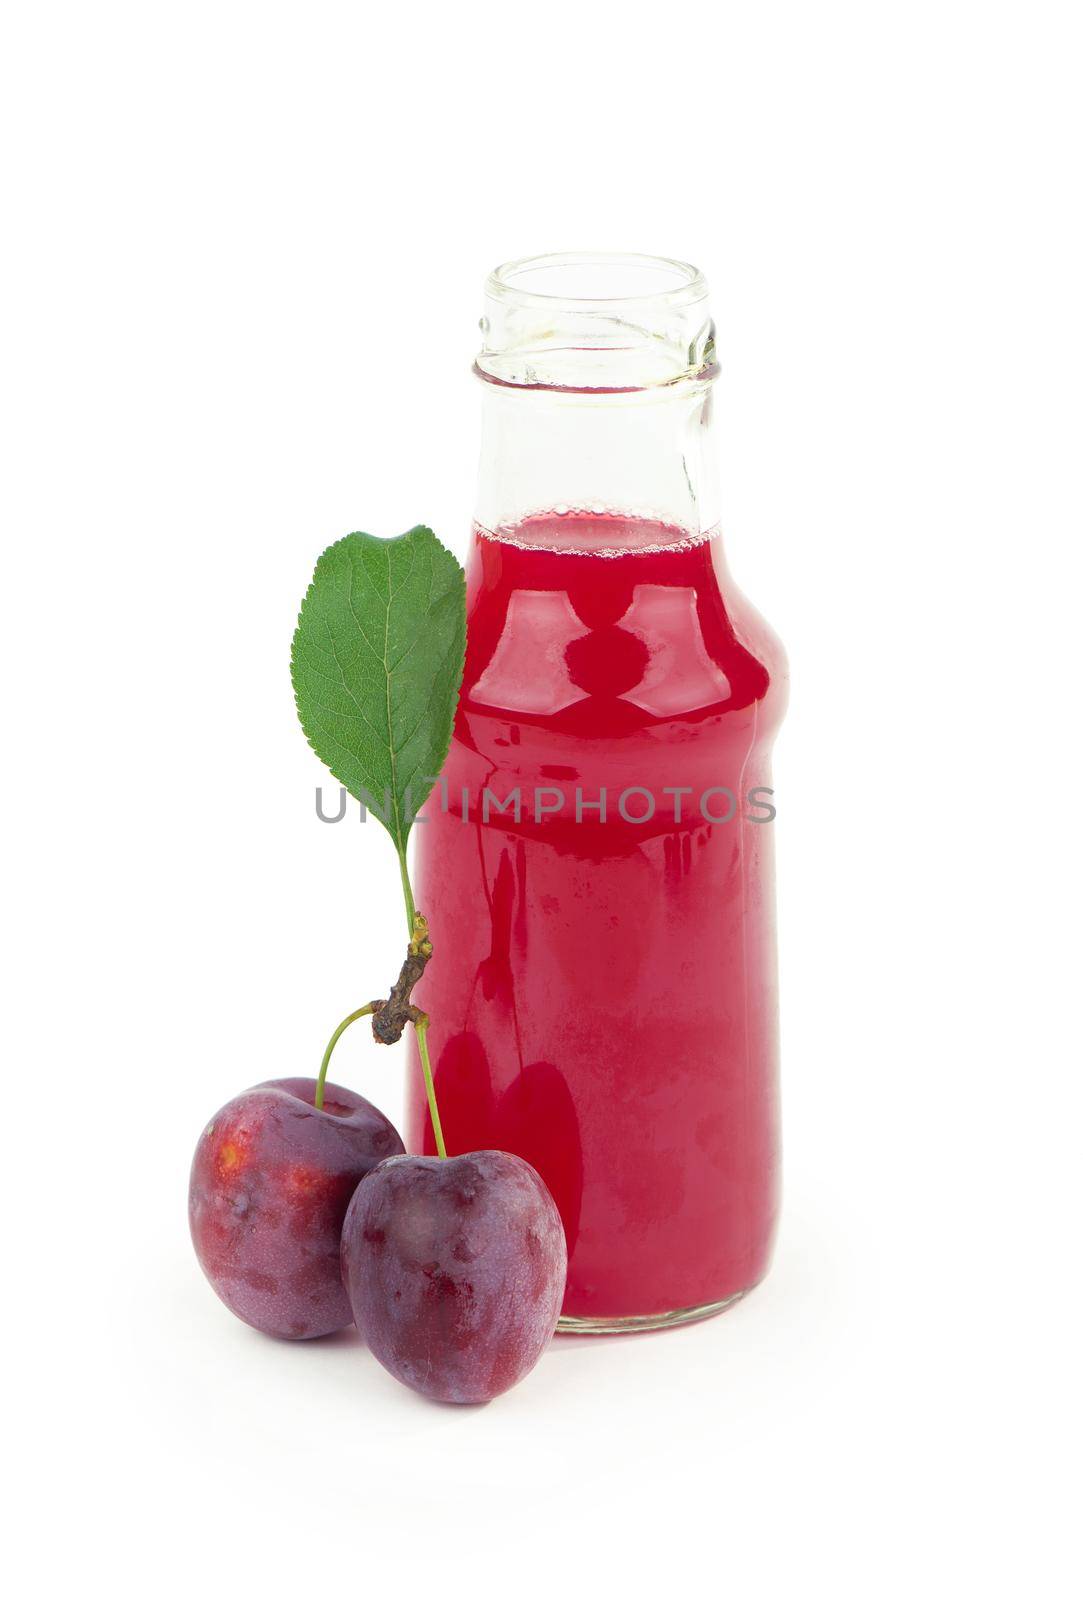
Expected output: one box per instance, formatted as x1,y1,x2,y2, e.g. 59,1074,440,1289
189,1077,403,1339
341,1149,567,1403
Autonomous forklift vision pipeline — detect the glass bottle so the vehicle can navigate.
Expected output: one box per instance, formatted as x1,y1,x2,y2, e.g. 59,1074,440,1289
408,253,787,1331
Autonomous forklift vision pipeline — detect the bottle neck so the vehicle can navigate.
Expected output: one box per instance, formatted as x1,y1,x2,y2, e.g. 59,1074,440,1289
474,375,720,546
473,252,720,548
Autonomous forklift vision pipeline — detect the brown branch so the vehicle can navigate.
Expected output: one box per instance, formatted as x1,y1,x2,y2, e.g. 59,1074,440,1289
370,913,433,1045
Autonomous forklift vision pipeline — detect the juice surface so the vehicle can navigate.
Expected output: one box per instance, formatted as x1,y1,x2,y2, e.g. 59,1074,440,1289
408,514,787,1319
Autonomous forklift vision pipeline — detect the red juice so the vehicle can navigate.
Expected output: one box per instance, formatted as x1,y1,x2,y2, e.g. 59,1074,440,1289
407,512,787,1325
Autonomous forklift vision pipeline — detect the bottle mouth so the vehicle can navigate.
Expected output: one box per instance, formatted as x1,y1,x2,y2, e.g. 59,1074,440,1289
486,251,708,314
478,251,715,392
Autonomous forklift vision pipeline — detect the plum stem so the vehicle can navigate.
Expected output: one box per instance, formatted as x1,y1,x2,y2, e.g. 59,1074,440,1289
413,1012,447,1159
315,1004,375,1110
398,851,447,1160
315,851,446,1155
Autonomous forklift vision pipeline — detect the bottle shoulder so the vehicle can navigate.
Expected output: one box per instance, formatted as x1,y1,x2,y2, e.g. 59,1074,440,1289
459,540,786,733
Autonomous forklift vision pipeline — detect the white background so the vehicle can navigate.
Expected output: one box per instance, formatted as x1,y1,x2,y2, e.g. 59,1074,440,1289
3,2,1081,1595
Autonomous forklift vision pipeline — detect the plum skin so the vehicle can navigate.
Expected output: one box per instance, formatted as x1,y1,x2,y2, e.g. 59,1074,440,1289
341,1150,568,1403
189,1077,404,1339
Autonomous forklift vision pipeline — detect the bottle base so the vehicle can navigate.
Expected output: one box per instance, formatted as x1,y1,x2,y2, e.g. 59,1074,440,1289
556,1288,747,1335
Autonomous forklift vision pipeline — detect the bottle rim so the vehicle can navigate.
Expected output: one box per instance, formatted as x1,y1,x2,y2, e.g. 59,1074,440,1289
478,252,715,392
485,251,708,315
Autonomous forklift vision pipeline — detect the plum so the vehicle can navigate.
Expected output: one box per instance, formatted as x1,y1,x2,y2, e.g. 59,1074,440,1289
189,1077,403,1339
341,1149,567,1403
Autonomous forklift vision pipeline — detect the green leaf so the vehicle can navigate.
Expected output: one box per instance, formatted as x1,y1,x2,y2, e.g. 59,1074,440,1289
290,527,466,856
